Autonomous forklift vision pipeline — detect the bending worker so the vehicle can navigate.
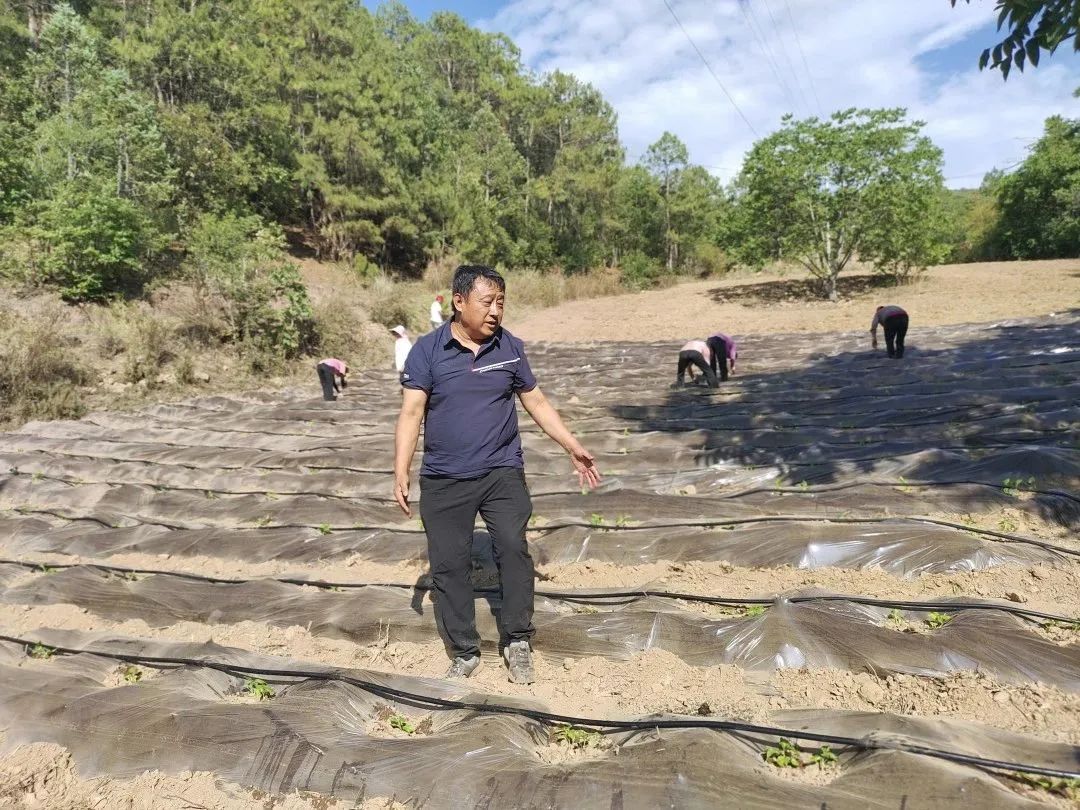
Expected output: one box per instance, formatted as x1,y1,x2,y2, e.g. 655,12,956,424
315,357,348,401
394,265,600,684
676,338,718,388
706,331,738,382
871,304,909,359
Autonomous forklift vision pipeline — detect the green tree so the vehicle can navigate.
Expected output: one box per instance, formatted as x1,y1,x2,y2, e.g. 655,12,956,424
951,0,1080,78
644,132,689,271
990,115,1080,258
733,108,945,300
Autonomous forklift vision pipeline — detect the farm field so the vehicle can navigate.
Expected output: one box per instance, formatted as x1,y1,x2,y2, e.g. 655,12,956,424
0,310,1077,808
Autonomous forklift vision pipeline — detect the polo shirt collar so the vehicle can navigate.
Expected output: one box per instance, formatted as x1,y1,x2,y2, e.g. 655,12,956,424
441,321,503,351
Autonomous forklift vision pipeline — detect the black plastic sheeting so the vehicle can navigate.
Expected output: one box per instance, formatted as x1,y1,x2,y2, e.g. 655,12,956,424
3,564,1077,690
0,632,1074,808
0,313,1077,807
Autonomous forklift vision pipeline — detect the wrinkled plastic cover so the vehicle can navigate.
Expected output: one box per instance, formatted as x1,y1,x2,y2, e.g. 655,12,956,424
0,632,1070,809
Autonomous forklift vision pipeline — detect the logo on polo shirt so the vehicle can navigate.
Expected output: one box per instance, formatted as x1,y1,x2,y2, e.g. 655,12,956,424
473,358,520,373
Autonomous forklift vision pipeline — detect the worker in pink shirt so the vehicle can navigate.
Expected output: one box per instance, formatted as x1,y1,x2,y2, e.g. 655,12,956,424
676,339,718,388
316,357,348,401
706,332,738,382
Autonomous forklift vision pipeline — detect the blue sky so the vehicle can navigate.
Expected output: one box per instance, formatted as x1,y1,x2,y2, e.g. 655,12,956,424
365,1,1080,188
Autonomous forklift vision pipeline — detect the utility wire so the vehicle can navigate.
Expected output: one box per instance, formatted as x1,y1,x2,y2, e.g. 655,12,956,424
737,0,801,114
783,0,824,116
761,0,812,115
2,633,1077,780
662,0,759,137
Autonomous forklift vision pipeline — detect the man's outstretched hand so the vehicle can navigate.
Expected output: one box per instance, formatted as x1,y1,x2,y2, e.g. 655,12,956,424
394,472,411,516
569,442,601,489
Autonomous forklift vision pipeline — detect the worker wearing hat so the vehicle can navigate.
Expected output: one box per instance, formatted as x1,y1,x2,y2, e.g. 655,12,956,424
392,325,413,373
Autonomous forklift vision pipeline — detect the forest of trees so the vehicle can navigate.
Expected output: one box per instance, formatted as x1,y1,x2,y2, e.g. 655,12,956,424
0,0,1077,308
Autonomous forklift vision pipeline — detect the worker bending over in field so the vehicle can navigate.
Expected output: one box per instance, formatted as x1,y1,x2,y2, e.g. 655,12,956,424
871,305,909,359
676,339,719,388
394,265,600,684
316,358,348,401
705,331,738,382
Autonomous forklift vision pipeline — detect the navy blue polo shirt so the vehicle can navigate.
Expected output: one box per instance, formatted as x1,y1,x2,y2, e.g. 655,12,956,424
401,322,537,478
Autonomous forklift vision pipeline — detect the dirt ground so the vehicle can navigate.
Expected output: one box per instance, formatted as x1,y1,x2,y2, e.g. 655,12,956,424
0,258,1077,808
509,259,1080,341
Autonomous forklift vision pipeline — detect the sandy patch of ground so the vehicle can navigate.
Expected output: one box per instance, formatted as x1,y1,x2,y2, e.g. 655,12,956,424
0,738,370,809
508,260,1080,342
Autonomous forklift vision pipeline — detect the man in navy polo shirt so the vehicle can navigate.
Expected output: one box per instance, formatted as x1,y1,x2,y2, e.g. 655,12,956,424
393,265,601,684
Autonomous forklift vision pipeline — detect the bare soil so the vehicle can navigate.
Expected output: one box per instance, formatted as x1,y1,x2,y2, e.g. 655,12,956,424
509,260,1080,342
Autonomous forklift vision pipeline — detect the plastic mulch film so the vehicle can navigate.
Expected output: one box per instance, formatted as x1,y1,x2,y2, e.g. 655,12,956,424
3,566,1077,690
0,633,1074,809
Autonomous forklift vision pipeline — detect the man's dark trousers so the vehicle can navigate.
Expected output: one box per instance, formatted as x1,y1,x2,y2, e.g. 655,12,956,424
884,314,909,358
677,350,718,387
419,467,534,659
316,363,337,400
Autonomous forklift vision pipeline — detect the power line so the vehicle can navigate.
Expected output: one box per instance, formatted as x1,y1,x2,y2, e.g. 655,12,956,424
783,0,824,116
737,0,802,114
662,0,759,138
761,0,812,115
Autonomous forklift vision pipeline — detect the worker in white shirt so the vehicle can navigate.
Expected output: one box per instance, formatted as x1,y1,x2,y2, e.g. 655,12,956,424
430,295,445,331
391,325,413,373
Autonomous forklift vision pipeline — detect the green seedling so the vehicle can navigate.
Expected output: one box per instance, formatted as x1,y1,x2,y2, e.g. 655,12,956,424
809,745,839,768
925,612,952,629
205,490,218,499
36,564,56,574
896,476,914,493
551,724,602,749
123,665,143,683
317,523,333,535
614,515,631,527
1041,619,1080,632
572,603,600,615
742,605,767,618
1017,773,1080,799
886,608,904,626
1002,476,1036,497
588,513,606,527
31,471,43,481
29,643,55,660
253,515,272,527
762,738,802,768
265,492,279,501
389,714,416,734
243,677,275,700
997,517,1018,533
323,584,344,593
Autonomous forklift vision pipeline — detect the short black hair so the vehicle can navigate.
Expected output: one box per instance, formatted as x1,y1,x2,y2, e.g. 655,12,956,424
452,265,505,301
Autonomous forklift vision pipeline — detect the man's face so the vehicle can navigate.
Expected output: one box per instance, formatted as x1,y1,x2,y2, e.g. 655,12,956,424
454,278,505,339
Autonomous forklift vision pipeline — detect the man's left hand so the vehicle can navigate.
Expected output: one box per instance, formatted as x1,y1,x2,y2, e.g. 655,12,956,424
569,442,601,489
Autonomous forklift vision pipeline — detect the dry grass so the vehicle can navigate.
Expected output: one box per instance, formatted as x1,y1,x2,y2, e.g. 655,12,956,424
0,298,91,426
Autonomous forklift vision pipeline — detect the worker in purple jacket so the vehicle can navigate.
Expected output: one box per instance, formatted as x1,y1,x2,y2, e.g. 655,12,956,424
871,305,909,359
706,332,738,382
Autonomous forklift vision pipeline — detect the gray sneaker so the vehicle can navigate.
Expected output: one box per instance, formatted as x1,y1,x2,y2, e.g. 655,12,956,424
503,640,535,684
445,655,480,679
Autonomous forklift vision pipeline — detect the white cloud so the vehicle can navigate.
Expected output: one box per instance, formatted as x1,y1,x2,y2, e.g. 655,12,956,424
480,0,1080,187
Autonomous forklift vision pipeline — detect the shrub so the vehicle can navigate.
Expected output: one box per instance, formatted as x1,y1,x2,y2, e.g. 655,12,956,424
311,301,387,370
183,213,316,368
619,250,662,289
31,185,167,302
367,276,428,333
0,300,91,426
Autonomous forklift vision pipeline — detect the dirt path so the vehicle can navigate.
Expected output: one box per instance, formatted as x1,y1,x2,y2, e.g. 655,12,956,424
508,260,1080,342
